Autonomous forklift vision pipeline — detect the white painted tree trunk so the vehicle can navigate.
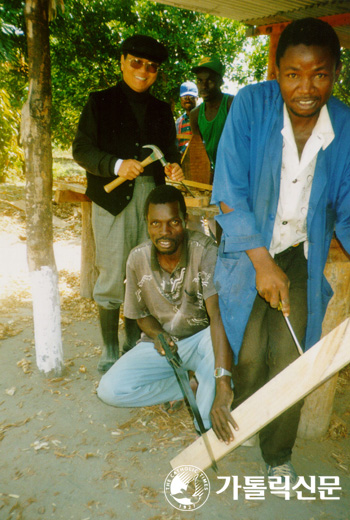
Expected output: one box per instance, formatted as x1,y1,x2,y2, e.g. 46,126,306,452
30,266,63,374
22,0,64,375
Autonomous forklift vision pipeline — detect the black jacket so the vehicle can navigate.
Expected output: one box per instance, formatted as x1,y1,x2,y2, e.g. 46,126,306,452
73,82,180,216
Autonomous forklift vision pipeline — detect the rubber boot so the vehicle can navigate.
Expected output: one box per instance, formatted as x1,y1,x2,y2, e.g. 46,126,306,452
97,306,120,373
122,317,141,354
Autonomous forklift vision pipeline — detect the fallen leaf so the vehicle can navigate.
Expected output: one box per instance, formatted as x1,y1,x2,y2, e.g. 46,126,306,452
32,440,49,451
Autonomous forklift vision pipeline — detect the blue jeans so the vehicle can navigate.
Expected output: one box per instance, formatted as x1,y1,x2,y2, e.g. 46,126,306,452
97,327,215,430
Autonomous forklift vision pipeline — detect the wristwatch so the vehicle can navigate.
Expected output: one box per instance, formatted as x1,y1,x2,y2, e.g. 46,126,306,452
214,367,232,378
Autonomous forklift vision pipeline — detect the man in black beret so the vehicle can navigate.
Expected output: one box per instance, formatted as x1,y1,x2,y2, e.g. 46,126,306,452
73,34,184,373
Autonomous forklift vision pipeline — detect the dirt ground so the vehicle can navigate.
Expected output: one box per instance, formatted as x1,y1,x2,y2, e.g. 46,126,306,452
1,181,350,520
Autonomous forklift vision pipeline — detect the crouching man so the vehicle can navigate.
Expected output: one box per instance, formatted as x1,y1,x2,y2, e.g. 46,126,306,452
97,185,234,430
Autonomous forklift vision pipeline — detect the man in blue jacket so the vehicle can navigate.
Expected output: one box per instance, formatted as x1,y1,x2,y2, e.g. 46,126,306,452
210,18,350,494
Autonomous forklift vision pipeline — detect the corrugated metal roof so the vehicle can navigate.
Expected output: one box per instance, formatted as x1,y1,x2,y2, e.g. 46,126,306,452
155,0,350,47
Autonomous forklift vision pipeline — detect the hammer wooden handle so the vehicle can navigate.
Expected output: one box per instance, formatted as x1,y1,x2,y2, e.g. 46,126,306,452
104,155,155,194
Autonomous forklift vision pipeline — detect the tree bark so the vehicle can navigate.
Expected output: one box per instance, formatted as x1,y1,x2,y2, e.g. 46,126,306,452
297,239,350,439
21,0,63,375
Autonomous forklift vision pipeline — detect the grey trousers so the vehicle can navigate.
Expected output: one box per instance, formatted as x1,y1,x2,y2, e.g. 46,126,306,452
92,176,155,309
232,243,308,467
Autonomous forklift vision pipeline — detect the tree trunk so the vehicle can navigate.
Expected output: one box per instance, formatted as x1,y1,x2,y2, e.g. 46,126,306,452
21,0,63,375
297,239,350,439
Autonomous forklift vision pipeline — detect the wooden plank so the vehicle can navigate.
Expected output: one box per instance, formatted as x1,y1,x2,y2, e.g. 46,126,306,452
183,179,212,191
254,14,350,37
0,198,69,229
167,179,213,191
181,134,212,184
267,32,279,80
170,318,350,471
54,189,90,203
184,195,210,208
80,201,98,299
55,181,87,195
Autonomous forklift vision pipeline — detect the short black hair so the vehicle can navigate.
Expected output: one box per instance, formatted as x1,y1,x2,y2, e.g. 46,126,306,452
276,18,341,68
144,185,187,220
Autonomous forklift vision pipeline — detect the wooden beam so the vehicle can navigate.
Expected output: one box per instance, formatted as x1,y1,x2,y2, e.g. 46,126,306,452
167,179,213,191
256,12,350,79
184,195,211,207
254,13,350,37
55,181,87,195
54,189,90,204
170,318,350,471
0,198,68,229
254,22,289,37
318,13,350,28
53,182,97,298
267,32,279,80
80,201,98,299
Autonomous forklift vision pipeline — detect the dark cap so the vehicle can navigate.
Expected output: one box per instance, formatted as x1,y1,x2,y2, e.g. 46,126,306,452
121,34,168,63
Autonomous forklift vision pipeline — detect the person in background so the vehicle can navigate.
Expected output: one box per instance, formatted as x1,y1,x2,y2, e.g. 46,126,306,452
190,56,233,170
73,34,184,373
175,81,198,155
210,18,350,496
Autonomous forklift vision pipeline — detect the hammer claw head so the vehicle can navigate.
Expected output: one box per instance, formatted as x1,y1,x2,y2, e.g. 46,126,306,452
142,144,164,161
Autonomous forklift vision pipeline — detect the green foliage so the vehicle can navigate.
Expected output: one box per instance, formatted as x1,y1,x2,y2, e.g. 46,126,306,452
1,0,269,166
0,0,26,62
334,48,350,107
49,0,268,147
0,0,27,181
0,80,24,182
0,0,26,181
3,0,349,182
49,0,132,148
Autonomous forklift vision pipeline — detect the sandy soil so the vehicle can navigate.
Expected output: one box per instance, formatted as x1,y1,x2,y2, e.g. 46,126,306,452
0,182,350,520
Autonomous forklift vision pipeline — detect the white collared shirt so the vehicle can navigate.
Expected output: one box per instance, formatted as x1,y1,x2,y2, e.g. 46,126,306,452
269,104,334,258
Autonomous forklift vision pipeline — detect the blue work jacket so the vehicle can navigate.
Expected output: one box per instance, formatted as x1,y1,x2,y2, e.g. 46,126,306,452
212,80,350,362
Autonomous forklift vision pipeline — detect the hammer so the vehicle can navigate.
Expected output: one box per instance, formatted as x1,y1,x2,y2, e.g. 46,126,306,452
104,144,195,197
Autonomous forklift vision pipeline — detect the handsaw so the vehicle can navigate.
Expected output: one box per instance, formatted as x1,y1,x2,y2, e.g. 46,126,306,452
158,333,218,472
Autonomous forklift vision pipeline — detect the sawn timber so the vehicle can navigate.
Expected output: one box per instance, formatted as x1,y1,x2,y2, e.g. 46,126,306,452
171,317,350,471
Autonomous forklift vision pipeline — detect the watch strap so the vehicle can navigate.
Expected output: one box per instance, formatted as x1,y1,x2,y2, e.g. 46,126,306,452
214,367,232,378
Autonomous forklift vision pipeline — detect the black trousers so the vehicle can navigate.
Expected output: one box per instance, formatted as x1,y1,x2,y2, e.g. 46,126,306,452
232,243,308,466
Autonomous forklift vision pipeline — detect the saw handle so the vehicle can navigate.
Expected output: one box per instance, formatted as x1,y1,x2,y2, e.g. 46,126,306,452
158,334,181,366
104,155,155,193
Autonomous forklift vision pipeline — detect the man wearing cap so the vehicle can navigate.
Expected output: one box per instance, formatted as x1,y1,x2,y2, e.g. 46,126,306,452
190,56,233,169
175,81,198,155
73,34,184,373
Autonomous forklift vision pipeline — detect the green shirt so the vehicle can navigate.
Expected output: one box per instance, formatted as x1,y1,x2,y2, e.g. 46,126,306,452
198,93,230,167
